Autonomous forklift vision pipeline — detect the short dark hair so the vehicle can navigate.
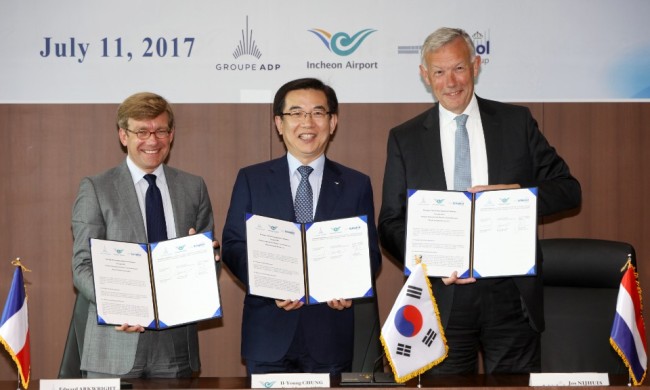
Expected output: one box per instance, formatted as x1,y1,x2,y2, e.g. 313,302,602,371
272,78,338,117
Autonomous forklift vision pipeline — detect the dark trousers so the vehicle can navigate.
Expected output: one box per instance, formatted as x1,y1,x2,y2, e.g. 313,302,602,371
246,316,351,376
427,278,540,375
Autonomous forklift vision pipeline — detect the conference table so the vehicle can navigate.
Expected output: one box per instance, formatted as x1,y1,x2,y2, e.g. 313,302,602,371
3,374,643,390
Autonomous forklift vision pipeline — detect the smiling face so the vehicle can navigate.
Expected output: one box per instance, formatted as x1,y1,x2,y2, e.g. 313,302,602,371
118,112,174,173
274,89,338,165
419,36,481,114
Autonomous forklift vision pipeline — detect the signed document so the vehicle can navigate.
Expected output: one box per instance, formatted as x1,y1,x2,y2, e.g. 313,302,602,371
405,188,538,278
246,214,374,303
90,232,222,329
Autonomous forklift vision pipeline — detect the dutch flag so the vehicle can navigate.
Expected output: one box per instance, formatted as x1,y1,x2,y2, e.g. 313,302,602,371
611,263,647,386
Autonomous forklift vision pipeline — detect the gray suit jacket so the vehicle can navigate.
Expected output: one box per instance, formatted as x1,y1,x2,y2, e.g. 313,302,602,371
71,161,214,375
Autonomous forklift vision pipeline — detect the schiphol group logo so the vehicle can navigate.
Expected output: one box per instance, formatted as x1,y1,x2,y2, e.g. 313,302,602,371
472,30,491,65
215,16,281,72
397,29,491,66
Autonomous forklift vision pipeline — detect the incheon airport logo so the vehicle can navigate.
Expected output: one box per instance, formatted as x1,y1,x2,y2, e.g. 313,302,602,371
308,28,377,56
215,16,281,72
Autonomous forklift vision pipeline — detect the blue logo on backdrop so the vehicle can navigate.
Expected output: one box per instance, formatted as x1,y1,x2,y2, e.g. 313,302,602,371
308,28,377,56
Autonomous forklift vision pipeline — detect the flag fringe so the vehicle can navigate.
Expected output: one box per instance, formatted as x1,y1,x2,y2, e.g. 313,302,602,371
0,335,30,388
380,334,447,383
610,337,645,386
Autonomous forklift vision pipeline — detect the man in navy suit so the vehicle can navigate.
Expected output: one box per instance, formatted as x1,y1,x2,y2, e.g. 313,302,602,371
378,28,581,374
222,78,382,375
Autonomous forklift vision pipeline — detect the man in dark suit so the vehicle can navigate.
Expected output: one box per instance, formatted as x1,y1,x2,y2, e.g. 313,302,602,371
378,28,581,374
222,78,382,375
71,92,215,378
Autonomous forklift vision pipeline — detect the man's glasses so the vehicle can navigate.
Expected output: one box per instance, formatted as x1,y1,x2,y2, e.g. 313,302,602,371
281,110,330,121
125,128,173,140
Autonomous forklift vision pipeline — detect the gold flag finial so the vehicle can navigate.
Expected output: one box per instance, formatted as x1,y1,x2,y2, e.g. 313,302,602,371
414,254,423,265
10,257,31,273
620,255,633,273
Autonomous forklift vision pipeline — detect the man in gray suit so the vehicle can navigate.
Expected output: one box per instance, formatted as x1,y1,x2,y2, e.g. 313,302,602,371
71,92,215,378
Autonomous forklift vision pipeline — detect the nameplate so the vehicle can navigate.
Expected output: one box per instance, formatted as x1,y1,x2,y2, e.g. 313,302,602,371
40,378,121,390
251,373,330,388
529,373,610,386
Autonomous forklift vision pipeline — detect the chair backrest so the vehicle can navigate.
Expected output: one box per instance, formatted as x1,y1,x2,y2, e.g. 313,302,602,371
540,238,636,374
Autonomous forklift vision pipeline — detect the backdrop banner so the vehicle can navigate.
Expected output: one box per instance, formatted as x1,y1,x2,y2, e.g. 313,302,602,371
2,0,649,103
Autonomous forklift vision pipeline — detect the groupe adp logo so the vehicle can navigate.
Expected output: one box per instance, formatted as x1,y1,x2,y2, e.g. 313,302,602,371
308,28,377,56
215,16,280,72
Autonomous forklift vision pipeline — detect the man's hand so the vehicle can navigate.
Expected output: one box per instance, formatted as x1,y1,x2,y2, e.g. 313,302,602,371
276,299,304,311
327,298,352,310
189,227,220,262
115,323,145,333
442,271,476,286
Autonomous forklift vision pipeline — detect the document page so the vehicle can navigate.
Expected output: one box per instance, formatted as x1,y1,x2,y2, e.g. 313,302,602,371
472,188,537,277
404,190,472,277
150,232,221,328
246,214,305,301
91,239,155,327
304,216,373,303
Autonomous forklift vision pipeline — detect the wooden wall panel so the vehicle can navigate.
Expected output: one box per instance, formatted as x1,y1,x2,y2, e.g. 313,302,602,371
540,103,650,296
0,101,648,381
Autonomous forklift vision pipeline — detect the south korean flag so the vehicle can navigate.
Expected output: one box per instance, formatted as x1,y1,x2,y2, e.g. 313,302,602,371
380,262,447,383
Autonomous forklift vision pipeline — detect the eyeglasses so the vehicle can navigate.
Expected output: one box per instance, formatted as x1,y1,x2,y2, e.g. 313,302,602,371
281,110,330,121
124,128,173,140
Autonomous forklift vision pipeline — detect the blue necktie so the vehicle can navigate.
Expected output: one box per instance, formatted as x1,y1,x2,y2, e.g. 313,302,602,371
294,166,314,223
454,114,471,191
144,174,168,243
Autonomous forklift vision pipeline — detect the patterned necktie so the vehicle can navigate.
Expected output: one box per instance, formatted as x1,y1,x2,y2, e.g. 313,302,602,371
294,166,314,223
454,114,471,191
144,174,168,242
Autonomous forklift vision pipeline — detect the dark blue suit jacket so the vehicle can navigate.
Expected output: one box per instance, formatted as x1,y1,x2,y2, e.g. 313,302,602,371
222,156,381,364
378,96,581,332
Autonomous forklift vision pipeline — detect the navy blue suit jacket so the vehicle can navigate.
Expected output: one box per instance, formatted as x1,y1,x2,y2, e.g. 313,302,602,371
378,96,581,332
222,156,381,364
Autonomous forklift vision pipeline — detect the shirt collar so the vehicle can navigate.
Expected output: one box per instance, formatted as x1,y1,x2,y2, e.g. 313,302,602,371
286,153,325,177
439,94,479,124
125,156,166,185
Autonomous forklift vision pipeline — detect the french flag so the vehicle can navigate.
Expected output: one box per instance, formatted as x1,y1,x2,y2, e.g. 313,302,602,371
0,266,31,389
610,264,648,386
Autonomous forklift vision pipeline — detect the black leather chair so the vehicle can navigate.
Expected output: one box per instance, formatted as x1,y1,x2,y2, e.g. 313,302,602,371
540,238,635,373
351,292,383,372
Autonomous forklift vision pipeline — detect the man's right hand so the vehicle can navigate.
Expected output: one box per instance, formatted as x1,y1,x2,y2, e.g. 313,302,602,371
276,299,304,311
442,271,477,286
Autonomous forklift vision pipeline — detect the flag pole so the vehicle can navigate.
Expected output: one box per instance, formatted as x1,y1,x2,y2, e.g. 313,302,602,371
417,373,422,388
17,373,20,390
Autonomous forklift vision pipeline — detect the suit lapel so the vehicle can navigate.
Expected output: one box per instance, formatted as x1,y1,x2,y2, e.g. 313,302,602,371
477,97,503,184
420,105,448,189
314,158,343,221
164,165,186,234
114,162,147,242
267,157,296,221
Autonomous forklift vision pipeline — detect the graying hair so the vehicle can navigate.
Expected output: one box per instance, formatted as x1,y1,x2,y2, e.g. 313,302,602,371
420,27,475,67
